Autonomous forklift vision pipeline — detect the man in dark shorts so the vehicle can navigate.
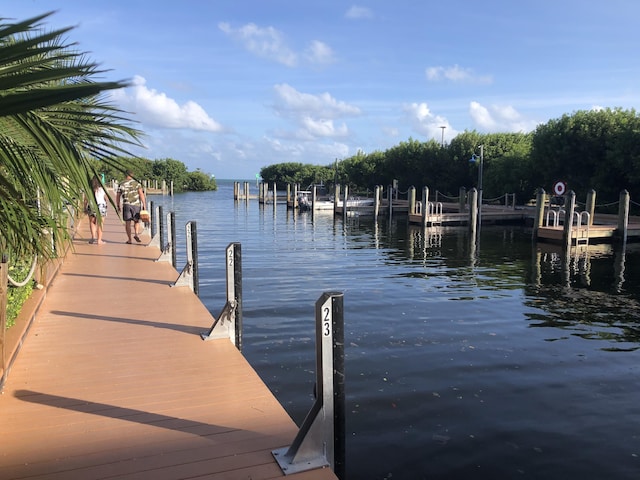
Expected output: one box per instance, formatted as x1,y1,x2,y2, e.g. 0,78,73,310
116,170,147,244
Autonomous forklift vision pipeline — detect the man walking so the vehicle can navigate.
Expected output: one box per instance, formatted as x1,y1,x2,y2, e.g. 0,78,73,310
116,170,147,244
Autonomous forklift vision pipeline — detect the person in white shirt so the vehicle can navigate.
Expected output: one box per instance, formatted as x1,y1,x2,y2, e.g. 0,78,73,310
85,176,108,244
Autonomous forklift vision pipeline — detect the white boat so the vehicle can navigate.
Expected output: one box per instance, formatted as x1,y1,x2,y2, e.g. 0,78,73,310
297,192,374,212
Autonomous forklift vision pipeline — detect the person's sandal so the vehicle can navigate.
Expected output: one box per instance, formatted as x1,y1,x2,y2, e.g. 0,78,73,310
134,235,141,243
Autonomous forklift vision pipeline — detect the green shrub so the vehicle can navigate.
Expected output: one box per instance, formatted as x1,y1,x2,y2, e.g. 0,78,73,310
5,262,35,328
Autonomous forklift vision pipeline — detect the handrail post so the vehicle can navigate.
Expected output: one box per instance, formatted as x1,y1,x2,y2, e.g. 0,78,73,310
172,221,198,294
201,242,243,350
272,291,345,478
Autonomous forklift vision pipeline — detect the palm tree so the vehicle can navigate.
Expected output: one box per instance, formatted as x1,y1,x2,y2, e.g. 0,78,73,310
0,11,142,261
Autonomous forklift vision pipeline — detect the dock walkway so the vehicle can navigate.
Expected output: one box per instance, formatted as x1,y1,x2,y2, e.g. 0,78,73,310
0,211,337,480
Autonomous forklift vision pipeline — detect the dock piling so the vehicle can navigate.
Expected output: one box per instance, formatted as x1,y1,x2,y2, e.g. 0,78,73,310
468,188,478,238
562,191,577,251
172,220,198,294
272,291,345,478
201,242,243,350
618,190,630,243
148,202,162,249
155,209,175,266
586,189,596,226
421,186,429,227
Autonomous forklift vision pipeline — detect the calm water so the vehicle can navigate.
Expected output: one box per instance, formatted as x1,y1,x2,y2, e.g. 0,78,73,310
149,180,640,480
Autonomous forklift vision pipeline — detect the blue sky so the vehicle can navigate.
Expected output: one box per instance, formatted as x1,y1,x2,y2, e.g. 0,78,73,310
3,1,640,179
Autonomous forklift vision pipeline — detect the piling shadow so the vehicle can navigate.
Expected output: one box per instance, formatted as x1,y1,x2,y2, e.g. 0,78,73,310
71,252,158,261
62,272,173,286
14,389,232,439
50,310,205,335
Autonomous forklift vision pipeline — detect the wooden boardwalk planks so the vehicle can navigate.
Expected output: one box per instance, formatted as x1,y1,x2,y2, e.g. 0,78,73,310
0,208,337,480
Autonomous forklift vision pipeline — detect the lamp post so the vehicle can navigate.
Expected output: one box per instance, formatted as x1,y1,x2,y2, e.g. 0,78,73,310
440,126,446,147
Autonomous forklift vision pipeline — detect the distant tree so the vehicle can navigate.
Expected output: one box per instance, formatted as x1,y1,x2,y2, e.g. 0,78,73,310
152,158,189,192
185,170,217,191
341,150,386,191
531,108,640,201
446,131,484,192
482,134,534,203
261,162,333,189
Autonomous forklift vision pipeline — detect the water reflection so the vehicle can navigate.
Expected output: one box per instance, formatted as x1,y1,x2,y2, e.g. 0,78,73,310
363,221,640,349
150,187,640,479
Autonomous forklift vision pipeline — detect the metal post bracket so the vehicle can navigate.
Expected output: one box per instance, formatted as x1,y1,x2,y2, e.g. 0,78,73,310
201,243,243,349
201,300,236,341
272,291,344,476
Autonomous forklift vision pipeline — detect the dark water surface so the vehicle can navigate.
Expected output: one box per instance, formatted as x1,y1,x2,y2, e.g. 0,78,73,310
149,181,640,479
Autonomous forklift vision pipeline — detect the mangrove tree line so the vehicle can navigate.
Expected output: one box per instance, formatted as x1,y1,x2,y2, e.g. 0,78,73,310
260,108,640,204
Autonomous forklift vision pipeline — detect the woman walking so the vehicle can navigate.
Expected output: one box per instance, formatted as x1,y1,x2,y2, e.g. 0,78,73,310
85,176,108,244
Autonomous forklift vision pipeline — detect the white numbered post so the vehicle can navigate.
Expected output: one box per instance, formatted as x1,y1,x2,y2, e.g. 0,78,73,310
272,291,345,477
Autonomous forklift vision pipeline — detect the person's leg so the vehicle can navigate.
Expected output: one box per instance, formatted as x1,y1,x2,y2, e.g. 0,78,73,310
133,206,142,242
122,205,134,243
89,216,97,242
125,220,133,243
97,218,105,244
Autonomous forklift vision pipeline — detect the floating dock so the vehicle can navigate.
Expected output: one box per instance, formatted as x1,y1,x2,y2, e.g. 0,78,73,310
0,212,338,480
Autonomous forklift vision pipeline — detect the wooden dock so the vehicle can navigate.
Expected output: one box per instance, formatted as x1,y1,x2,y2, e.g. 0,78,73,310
407,203,528,227
0,211,338,480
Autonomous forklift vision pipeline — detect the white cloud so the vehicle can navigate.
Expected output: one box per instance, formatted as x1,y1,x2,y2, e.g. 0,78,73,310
469,101,538,132
263,135,349,160
218,22,297,66
219,22,335,67
304,40,336,65
345,6,373,19
301,117,349,137
426,65,493,84
272,84,360,140
403,102,456,141
383,126,400,137
274,83,361,117
111,76,223,132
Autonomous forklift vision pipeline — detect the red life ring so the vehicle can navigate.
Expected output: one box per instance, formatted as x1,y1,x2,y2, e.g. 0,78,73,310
553,181,566,196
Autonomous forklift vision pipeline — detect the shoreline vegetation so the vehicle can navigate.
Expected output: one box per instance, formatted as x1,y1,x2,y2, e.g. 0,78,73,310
97,157,217,193
259,108,640,211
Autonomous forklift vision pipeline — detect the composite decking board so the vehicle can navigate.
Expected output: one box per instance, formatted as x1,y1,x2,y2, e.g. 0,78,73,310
0,208,337,480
